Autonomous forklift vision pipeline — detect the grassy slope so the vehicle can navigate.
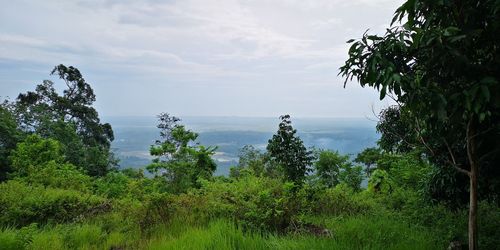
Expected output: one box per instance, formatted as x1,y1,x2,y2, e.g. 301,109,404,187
0,214,441,250
146,217,440,250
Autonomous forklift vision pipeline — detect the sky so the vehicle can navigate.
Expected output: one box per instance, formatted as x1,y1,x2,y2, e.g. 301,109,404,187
0,0,401,118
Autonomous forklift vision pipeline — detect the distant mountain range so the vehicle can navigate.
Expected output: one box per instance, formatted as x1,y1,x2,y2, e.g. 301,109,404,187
105,116,380,176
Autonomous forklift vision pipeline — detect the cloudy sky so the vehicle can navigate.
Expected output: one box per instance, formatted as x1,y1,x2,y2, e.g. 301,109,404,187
0,0,401,118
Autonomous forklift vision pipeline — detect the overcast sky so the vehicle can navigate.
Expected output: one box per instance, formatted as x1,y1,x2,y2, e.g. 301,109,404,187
0,0,401,118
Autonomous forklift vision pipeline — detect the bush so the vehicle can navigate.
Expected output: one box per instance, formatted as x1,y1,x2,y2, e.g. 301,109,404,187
368,169,393,194
8,135,64,178
94,172,132,198
182,176,313,233
19,161,91,192
311,184,376,216
0,181,105,227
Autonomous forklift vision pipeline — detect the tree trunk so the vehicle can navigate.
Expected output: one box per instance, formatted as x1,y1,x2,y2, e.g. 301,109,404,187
468,164,478,250
466,119,478,250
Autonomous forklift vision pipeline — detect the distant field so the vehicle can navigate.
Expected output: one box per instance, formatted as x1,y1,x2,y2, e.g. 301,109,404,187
106,116,379,175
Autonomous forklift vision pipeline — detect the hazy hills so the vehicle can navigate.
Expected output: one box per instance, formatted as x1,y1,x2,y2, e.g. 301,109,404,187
106,116,379,175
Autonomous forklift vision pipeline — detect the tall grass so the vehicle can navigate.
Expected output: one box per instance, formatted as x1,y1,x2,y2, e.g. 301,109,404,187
146,216,442,250
0,227,23,250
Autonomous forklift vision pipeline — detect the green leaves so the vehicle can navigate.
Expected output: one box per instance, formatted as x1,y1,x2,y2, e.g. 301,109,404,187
314,150,363,190
148,113,217,193
340,0,500,143
11,65,115,177
380,85,387,100
267,115,313,184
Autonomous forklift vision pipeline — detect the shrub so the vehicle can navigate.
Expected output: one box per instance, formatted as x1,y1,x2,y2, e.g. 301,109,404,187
94,172,132,198
8,135,64,177
19,161,91,192
184,176,312,233
311,184,376,216
368,169,393,194
0,181,105,227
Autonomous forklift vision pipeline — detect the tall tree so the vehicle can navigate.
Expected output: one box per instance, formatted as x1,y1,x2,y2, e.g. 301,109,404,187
10,65,116,176
315,150,363,190
354,147,382,177
267,115,314,184
340,1,500,248
147,113,217,193
0,105,22,181
375,106,416,153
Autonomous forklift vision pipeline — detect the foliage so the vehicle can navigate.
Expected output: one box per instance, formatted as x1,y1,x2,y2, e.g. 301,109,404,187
313,150,345,187
375,106,416,153
94,172,133,199
426,165,470,206
340,1,500,247
230,145,279,179
0,227,23,250
0,106,22,181
267,115,314,184
311,184,375,216
10,65,116,176
339,0,500,191
354,147,382,176
376,151,430,191
8,134,64,177
1,63,500,249
0,181,104,227
191,176,306,232
22,161,91,192
368,169,393,194
7,134,91,192
339,164,363,192
314,150,363,191
147,113,217,193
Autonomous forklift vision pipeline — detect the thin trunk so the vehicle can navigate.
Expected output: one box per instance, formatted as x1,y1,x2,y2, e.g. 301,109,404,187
466,119,478,250
469,166,478,250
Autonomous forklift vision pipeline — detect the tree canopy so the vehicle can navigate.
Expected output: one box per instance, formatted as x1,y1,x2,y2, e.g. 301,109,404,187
267,115,314,184
340,0,500,248
5,65,116,176
147,113,217,193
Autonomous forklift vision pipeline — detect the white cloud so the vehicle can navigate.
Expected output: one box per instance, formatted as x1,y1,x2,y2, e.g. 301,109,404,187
0,0,403,117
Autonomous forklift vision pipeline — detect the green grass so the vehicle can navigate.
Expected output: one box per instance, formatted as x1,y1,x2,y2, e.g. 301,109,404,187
146,216,442,250
0,214,444,250
28,230,65,250
0,227,23,250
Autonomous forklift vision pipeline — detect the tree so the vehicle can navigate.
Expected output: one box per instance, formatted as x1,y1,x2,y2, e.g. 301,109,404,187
0,105,22,181
340,1,500,248
267,115,314,184
314,150,345,187
315,150,363,191
339,164,363,192
230,145,279,178
10,65,116,176
147,113,217,193
375,106,416,153
354,147,382,177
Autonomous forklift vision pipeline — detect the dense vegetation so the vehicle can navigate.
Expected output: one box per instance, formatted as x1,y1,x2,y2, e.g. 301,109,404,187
340,0,499,248
0,1,499,249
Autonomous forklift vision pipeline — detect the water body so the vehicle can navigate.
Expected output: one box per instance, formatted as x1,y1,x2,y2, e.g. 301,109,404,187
106,116,379,176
